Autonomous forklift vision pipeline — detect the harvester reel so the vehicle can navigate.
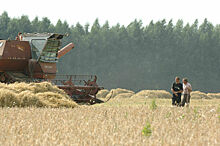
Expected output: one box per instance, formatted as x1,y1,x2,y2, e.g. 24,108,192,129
52,75,104,104
87,81,99,95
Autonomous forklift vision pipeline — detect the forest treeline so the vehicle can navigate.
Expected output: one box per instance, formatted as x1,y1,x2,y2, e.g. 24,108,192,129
0,11,220,92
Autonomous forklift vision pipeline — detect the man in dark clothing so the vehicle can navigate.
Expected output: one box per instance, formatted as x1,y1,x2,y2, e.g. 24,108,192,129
171,77,183,106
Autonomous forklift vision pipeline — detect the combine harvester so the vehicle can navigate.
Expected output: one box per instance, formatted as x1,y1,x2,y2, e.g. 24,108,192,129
0,33,105,104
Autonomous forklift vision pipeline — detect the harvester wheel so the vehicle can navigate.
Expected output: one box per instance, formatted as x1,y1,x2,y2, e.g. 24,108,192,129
87,81,99,95
89,98,96,105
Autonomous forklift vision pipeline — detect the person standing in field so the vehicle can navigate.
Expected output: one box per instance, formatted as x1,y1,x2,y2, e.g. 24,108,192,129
171,77,183,106
181,78,192,107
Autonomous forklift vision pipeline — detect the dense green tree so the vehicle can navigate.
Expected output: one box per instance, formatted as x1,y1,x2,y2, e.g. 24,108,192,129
17,15,32,33
39,17,53,33
0,11,10,39
31,17,40,32
91,19,100,34
6,18,19,39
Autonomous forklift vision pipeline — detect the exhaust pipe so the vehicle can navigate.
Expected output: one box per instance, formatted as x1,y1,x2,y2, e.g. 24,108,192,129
57,43,74,58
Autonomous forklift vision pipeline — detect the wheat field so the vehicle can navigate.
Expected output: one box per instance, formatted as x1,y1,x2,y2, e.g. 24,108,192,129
0,98,220,146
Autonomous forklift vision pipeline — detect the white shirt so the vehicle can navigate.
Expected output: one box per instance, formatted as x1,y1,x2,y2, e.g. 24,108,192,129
183,82,192,94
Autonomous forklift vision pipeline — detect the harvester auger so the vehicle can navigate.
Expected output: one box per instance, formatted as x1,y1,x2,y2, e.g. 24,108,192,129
0,32,104,104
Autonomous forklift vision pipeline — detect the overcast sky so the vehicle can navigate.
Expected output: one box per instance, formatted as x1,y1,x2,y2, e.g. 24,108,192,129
1,0,220,26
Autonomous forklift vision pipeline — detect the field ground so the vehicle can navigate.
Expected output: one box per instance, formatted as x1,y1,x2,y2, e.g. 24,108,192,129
0,98,220,146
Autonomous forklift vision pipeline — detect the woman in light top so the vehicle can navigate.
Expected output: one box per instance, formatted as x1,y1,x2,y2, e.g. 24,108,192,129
181,78,192,107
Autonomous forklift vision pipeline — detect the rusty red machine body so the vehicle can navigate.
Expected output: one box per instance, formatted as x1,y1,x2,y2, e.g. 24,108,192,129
0,33,103,104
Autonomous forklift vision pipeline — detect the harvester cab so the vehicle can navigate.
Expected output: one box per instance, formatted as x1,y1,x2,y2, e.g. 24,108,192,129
23,33,63,62
21,33,74,79
0,32,104,104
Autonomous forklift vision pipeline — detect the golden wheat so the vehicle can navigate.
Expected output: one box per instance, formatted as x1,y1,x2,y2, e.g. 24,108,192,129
0,98,219,146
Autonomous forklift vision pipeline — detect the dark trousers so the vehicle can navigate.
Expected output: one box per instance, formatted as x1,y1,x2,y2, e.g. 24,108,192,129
181,94,190,106
172,94,181,106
